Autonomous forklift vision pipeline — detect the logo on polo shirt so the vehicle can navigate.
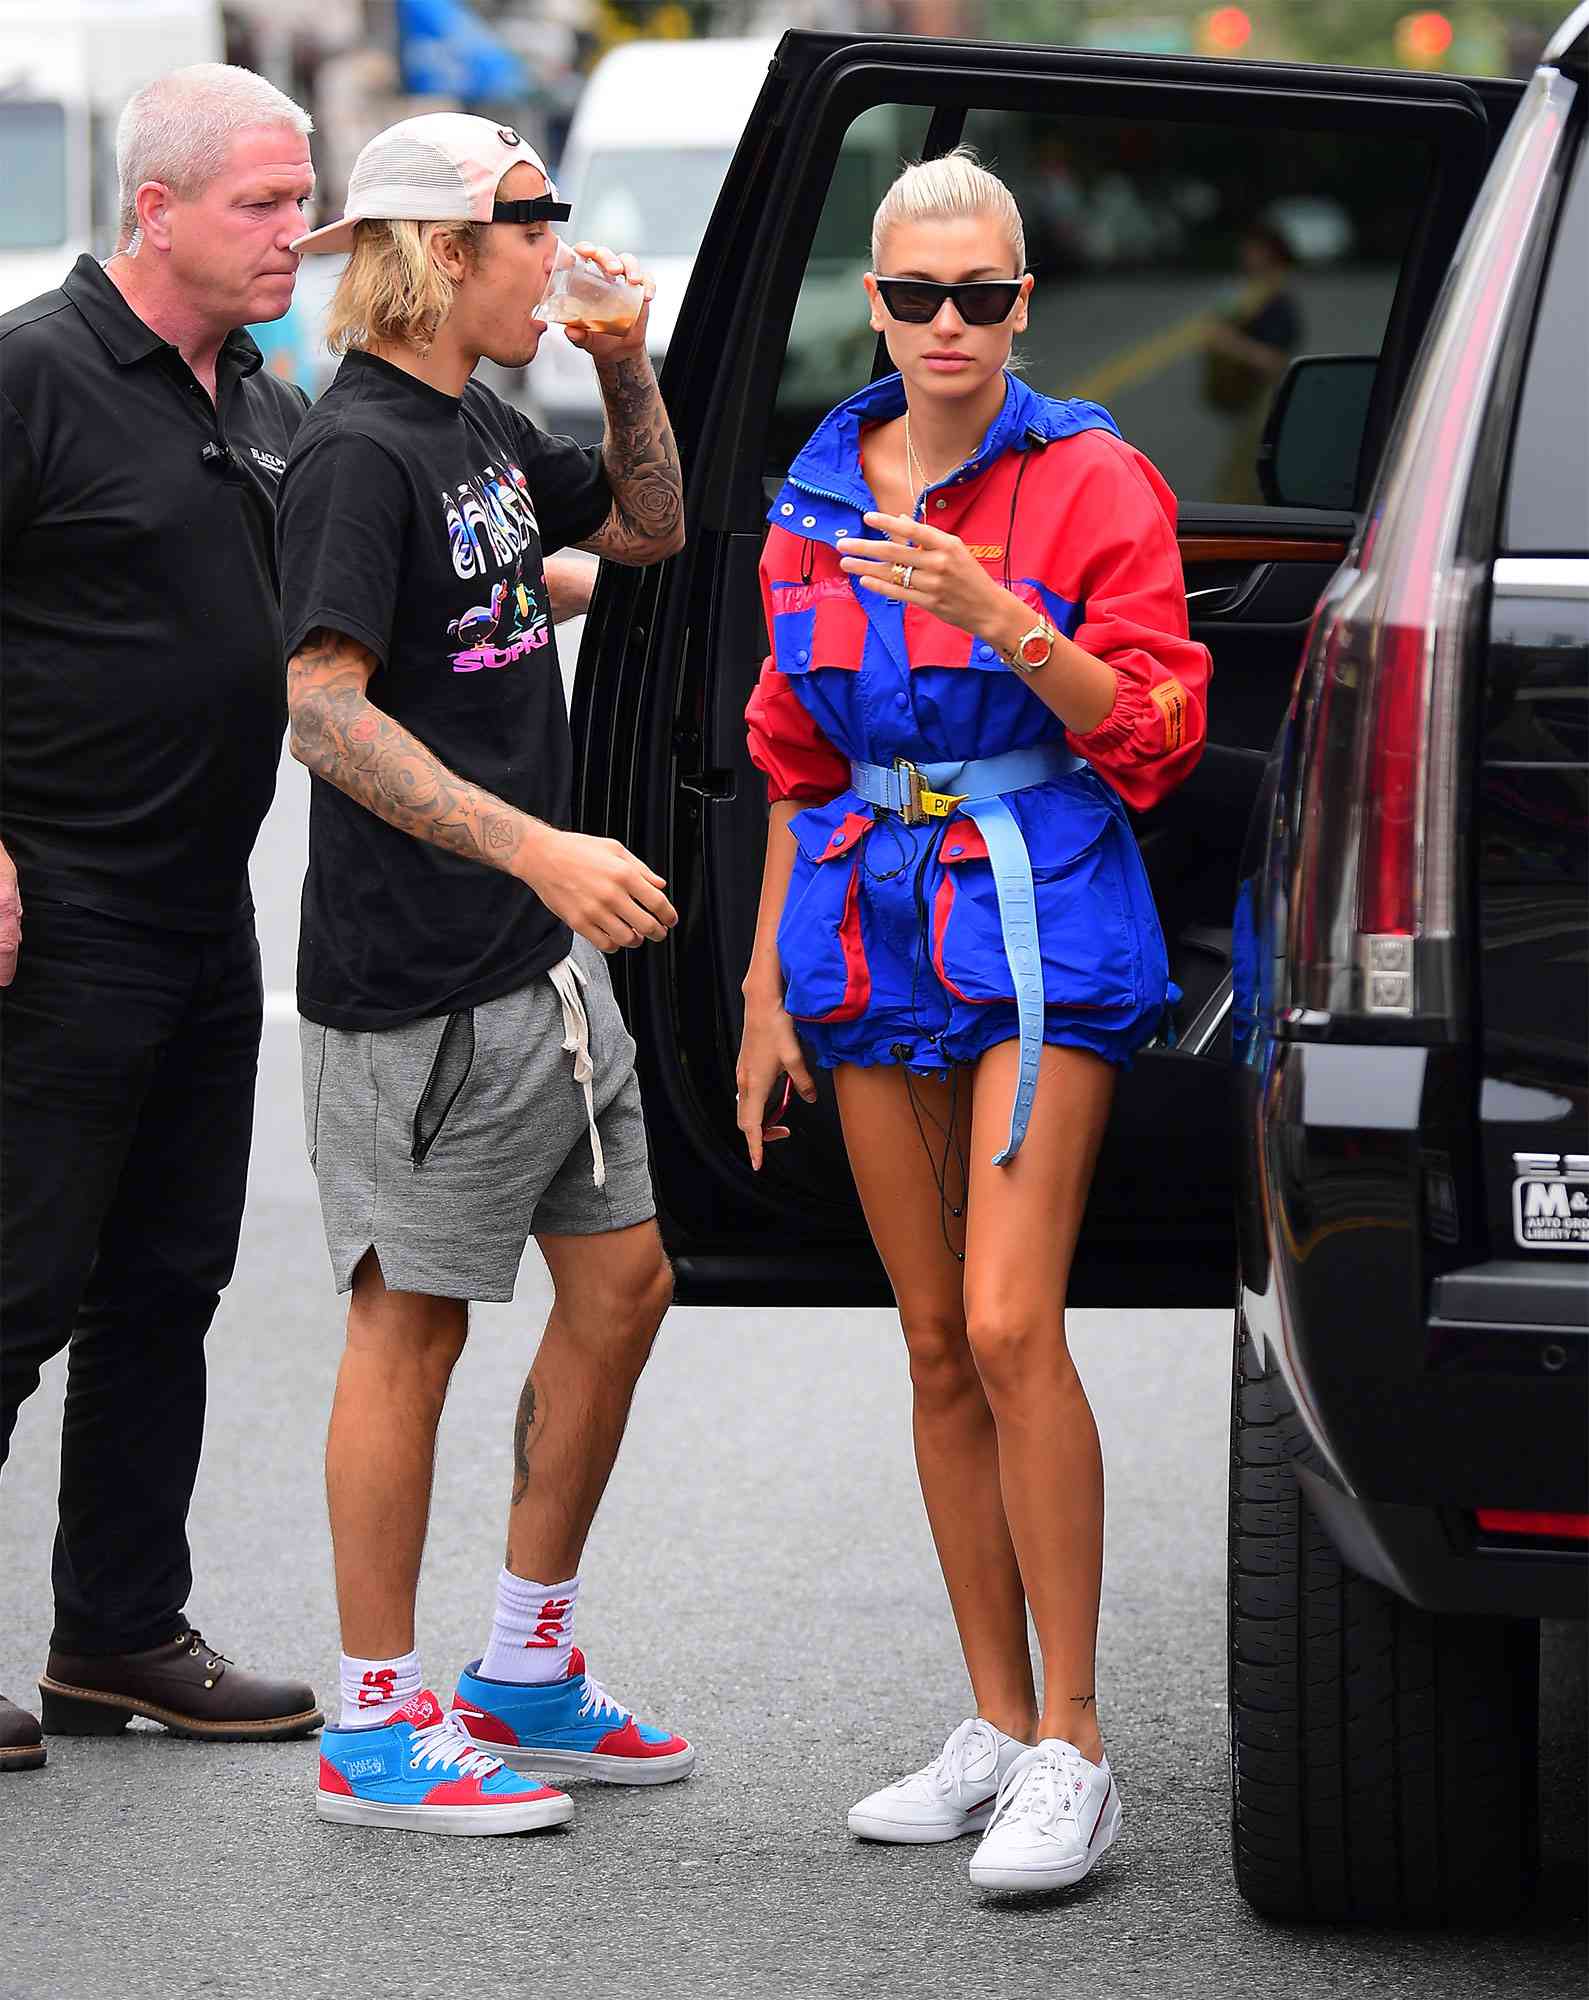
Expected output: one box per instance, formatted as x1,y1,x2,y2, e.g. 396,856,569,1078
248,445,287,477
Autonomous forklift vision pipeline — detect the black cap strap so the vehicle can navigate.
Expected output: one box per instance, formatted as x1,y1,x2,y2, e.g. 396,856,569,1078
492,196,571,223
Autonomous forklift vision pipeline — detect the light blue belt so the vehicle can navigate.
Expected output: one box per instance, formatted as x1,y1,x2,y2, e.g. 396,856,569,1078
849,742,1084,1166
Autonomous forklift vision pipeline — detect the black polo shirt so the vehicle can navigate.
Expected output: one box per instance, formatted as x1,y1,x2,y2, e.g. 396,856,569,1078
0,254,309,931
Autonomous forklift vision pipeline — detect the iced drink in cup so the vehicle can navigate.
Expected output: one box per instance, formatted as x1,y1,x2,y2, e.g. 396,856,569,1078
535,240,645,335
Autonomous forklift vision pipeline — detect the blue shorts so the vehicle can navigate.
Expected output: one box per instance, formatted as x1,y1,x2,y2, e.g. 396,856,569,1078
777,769,1171,1075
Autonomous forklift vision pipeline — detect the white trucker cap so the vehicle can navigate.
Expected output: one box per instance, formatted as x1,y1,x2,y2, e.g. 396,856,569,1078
293,112,569,257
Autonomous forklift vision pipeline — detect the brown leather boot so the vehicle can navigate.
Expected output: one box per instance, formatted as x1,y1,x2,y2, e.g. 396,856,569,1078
38,1629,323,1741
0,1694,46,1770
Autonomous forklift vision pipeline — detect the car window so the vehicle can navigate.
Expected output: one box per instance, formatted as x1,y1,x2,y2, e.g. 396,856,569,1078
770,103,934,471
769,98,1435,507
1502,133,1589,554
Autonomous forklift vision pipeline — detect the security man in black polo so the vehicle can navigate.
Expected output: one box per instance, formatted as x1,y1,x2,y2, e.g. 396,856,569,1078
0,68,324,1770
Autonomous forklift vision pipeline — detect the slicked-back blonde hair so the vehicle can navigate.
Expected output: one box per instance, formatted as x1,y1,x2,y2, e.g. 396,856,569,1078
871,145,1025,276
324,217,483,357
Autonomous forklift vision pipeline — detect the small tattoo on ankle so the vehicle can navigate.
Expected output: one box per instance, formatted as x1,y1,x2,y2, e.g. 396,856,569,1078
1070,1693,1096,1712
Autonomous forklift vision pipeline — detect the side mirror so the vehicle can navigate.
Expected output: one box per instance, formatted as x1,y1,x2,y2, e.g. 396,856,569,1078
1258,354,1376,510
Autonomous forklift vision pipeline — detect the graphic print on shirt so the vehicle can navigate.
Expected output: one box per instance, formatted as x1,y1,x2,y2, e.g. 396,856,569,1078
442,461,551,674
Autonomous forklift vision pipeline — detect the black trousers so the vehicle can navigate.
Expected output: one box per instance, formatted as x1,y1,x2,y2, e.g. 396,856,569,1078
0,896,261,1654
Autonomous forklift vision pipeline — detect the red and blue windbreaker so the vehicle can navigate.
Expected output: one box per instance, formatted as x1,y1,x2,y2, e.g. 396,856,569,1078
745,370,1212,1076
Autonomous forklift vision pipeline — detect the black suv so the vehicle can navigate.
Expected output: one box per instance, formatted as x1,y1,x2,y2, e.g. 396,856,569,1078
569,9,1588,1924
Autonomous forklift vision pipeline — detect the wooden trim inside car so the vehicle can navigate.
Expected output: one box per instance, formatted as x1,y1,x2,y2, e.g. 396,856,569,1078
1179,536,1349,564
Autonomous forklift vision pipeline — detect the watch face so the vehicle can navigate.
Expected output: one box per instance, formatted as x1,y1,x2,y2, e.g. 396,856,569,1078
1017,628,1052,667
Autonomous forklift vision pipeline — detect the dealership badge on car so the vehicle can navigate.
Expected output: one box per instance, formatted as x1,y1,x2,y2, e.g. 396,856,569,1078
1512,1153,1589,1251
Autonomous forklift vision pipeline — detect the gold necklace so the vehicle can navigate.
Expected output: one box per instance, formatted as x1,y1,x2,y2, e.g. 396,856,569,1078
904,411,959,503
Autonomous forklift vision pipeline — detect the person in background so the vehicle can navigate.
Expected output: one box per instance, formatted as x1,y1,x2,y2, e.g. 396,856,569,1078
277,114,690,1837
736,148,1210,1896
1201,219,1302,504
0,63,325,1773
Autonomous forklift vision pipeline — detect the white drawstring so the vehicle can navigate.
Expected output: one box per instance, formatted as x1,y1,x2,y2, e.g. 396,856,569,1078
547,953,605,1189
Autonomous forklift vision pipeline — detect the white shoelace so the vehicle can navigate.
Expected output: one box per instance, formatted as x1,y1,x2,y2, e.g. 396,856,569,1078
893,1717,1000,1803
547,953,605,1189
985,1740,1086,1836
575,1670,631,1727
407,1710,506,1782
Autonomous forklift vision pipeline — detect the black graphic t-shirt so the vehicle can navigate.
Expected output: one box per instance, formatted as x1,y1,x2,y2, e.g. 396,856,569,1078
278,350,611,1029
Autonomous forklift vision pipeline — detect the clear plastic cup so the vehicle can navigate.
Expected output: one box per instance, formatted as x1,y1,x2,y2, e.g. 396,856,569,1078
535,240,645,335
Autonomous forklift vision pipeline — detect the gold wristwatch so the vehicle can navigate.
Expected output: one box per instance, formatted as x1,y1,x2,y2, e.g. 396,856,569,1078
1003,620,1057,676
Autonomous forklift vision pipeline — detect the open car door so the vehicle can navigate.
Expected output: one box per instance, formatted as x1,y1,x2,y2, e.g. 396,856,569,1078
571,30,1516,1307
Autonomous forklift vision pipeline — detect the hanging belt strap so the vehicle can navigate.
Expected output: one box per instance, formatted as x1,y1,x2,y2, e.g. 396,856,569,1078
847,740,1084,1167
955,796,1042,1167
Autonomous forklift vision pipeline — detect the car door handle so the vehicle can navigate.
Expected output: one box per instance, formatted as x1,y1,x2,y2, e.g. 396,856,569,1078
1185,565,1274,619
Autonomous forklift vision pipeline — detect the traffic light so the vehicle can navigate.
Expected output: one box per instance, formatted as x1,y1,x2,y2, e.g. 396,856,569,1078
1395,11,1455,67
1199,6,1254,55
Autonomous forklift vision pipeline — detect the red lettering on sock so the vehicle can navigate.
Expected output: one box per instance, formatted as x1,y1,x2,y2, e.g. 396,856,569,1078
357,1668,399,1707
524,1596,573,1648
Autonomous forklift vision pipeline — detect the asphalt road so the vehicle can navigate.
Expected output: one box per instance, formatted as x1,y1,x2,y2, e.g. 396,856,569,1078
3,553,1585,2000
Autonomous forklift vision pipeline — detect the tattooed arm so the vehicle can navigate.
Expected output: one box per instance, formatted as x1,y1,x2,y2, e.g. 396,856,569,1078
557,242,684,566
286,625,678,952
580,349,685,565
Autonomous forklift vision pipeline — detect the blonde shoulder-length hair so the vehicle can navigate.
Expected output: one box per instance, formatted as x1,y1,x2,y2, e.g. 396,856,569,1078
870,145,1026,276
324,217,482,357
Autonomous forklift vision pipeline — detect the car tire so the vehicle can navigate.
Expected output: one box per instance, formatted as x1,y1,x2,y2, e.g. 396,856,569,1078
1227,1308,1540,1924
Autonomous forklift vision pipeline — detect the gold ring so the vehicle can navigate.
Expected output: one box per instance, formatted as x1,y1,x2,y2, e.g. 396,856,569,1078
890,562,908,586
900,565,915,590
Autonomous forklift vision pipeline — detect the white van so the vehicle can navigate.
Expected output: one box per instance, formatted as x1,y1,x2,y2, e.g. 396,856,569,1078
0,0,222,315
532,35,777,443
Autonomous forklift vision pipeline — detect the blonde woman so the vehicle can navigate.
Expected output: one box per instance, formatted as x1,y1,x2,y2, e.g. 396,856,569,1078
737,148,1210,1892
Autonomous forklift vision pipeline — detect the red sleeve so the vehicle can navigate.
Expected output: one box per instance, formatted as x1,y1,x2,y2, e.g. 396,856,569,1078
745,659,851,803
745,537,851,805
1061,438,1210,813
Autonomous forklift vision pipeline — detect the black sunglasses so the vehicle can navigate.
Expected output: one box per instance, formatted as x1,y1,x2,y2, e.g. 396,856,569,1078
873,276,1024,326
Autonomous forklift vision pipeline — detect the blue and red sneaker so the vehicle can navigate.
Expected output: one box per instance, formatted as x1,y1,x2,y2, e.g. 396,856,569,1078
451,1649,695,1785
316,1689,573,1835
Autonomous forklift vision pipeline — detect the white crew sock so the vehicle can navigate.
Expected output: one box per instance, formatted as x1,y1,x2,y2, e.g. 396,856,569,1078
478,1569,580,1685
338,1648,422,1728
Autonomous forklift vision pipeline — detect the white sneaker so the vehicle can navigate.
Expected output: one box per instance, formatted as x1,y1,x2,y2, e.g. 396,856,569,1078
848,1717,1030,1844
968,1738,1122,1891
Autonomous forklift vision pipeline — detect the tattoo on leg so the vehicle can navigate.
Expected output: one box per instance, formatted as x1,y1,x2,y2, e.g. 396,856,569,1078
1070,1694,1097,1712
510,1374,544,1508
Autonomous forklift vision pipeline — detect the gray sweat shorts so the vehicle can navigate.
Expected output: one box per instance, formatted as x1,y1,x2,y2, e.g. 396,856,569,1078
300,936,656,1302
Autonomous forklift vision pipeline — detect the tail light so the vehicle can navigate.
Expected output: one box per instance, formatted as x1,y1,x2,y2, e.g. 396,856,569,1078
1281,66,1576,1031
1475,1509,1589,1542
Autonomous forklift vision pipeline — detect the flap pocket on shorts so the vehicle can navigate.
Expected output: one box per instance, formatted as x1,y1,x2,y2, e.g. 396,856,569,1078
412,1010,476,1166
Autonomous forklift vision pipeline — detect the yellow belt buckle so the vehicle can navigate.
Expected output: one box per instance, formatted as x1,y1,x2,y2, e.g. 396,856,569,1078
893,759,966,826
